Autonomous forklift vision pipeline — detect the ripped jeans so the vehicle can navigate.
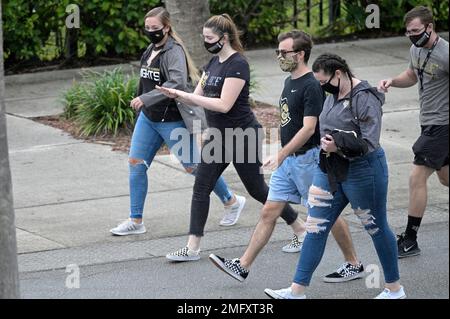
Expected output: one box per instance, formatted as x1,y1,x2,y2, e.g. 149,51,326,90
128,112,232,219
294,148,400,285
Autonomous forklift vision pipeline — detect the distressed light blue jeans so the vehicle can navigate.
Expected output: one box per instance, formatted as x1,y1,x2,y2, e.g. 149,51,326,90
128,112,233,219
294,148,400,286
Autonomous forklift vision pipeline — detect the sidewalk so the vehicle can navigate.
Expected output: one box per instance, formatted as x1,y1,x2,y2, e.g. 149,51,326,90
4,35,449,298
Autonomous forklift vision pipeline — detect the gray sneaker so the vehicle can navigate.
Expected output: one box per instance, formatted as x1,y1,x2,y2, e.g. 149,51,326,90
219,195,246,226
281,233,305,253
166,247,200,262
110,219,146,236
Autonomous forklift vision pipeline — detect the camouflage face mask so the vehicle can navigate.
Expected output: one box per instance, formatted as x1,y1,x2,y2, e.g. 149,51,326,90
278,55,298,72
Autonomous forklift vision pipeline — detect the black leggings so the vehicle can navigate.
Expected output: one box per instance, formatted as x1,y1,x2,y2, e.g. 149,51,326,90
189,126,298,236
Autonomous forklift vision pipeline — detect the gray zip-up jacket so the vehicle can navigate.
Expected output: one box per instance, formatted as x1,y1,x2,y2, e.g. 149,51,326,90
137,37,207,133
319,81,385,153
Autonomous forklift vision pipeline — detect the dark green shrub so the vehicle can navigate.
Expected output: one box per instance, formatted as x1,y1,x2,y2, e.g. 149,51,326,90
2,1,65,66
3,0,161,69
78,0,161,58
210,0,289,47
3,1,447,72
321,0,448,37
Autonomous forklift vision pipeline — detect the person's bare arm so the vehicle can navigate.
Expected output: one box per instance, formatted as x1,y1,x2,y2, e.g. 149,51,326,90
378,68,418,92
156,77,245,113
264,117,317,170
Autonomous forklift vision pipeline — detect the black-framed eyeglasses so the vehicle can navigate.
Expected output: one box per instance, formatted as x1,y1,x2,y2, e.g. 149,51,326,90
275,49,298,57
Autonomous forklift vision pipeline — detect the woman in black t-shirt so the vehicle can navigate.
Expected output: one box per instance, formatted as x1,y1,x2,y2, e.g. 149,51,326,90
158,14,298,261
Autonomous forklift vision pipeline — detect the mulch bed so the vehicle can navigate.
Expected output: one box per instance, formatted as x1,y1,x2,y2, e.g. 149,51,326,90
32,101,280,155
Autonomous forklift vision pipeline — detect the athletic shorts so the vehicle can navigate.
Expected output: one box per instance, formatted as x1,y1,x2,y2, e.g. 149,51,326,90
412,125,449,170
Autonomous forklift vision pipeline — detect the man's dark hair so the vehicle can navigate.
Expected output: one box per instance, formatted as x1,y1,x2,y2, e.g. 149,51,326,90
404,6,434,26
278,30,313,64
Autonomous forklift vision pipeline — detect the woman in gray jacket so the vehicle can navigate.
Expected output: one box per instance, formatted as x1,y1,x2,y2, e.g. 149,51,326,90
110,7,245,236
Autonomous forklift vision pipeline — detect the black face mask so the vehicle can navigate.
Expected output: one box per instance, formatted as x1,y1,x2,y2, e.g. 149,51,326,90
322,73,340,95
204,36,224,54
144,28,165,44
409,28,431,47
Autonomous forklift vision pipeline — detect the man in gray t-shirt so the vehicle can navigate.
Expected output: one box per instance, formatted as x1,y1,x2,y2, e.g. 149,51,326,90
409,35,449,126
378,6,449,259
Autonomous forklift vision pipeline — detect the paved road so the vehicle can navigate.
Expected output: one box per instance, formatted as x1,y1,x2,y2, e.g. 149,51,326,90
19,222,448,299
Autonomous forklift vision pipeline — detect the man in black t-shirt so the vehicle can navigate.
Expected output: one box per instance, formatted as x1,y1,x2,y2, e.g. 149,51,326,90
210,31,364,290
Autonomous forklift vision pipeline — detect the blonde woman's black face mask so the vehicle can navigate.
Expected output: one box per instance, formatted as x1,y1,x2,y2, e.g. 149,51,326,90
144,28,165,44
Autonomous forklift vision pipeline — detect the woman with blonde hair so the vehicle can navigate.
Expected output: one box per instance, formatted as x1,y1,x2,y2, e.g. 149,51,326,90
110,7,245,236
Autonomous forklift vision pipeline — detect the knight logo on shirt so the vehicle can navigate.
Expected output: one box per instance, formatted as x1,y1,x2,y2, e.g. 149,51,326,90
412,58,439,80
140,67,160,82
200,71,209,89
280,98,291,127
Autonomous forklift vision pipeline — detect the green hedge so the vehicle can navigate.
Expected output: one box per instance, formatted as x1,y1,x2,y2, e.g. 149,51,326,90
3,0,448,71
210,0,289,47
327,0,449,37
3,1,61,64
3,0,161,69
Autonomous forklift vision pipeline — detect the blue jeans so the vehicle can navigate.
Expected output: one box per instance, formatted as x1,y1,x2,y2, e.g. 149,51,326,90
128,112,233,219
294,148,400,285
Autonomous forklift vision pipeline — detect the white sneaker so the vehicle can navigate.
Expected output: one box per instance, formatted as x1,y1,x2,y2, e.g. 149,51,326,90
281,232,305,253
264,287,306,299
219,195,246,226
374,286,406,299
166,247,200,262
110,219,146,236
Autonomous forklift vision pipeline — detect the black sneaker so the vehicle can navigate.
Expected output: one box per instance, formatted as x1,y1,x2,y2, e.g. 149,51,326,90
209,254,249,282
323,262,365,283
397,232,421,258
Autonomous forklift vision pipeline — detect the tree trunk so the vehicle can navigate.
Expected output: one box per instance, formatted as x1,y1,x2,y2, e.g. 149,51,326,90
0,4,20,299
164,0,210,68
